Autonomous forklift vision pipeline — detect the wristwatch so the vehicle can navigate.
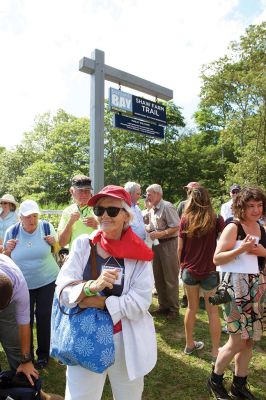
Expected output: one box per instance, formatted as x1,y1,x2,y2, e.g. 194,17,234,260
20,353,32,364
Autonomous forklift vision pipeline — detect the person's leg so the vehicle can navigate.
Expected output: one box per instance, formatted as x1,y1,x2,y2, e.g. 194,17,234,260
234,339,253,377
0,302,21,370
203,290,221,358
152,245,169,311
108,333,144,400
184,284,200,349
214,334,247,375
159,239,179,312
65,365,106,400
35,282,55,361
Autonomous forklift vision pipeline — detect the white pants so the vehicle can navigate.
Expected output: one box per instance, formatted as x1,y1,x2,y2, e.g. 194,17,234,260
65,332,144,400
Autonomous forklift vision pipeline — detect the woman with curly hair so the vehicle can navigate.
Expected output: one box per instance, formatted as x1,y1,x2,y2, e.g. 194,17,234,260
208,187,266,400
178,186,224,359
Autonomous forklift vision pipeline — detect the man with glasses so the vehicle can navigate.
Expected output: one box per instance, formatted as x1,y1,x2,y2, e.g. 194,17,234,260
0,254,38,385
220,184,241,223
58,175,98,250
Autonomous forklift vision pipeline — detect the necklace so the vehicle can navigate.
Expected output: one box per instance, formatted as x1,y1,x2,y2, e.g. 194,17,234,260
27,241,33,248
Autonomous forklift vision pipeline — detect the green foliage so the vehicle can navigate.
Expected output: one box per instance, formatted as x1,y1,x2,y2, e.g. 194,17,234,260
195,22,266,193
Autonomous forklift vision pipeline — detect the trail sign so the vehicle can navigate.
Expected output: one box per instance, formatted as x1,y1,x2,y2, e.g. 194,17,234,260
114,114,164,138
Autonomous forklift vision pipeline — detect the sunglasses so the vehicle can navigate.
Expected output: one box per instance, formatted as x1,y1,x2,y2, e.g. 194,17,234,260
232,190,239,194
93,206,125,217
0,202,9,205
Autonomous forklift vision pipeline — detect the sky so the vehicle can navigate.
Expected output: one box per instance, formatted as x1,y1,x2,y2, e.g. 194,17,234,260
1,0,265,149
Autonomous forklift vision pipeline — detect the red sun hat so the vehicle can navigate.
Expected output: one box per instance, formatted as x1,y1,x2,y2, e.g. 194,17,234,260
88,185,131,207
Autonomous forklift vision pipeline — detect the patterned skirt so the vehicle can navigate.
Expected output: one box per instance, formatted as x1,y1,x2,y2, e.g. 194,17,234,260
223,268,266,340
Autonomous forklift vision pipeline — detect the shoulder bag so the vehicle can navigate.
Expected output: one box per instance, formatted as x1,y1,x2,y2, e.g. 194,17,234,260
50,240,115,373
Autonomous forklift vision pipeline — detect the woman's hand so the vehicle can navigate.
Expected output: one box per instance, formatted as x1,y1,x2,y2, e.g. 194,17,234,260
5,239,18,255
248,243,266,257
238,235,257,254
79,296,107,309
44,235,56,246
87,269,118,293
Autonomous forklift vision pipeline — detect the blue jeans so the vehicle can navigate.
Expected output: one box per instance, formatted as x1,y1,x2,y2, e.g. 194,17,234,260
181,269,219,291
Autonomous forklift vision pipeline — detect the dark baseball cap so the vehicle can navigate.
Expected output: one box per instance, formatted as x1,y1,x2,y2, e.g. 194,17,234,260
230,184,241,192
71,175,92,189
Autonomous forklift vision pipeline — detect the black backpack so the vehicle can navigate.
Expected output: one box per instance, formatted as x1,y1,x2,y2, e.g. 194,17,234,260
0,370,41,400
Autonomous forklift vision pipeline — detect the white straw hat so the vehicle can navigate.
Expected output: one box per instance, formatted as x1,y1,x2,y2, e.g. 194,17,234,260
0,194,18,208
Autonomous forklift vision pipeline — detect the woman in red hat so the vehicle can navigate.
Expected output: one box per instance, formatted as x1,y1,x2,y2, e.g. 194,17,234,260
55,185,156,400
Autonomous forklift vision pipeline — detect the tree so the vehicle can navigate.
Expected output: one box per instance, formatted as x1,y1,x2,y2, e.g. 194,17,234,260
195,22,266,192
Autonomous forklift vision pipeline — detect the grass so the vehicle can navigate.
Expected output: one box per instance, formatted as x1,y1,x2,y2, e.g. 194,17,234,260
1,294,265,399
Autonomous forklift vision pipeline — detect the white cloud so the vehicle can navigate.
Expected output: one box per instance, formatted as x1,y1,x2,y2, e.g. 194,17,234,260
0,0,265,148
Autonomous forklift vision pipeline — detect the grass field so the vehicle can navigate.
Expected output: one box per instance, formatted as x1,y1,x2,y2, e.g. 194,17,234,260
1,295,266,399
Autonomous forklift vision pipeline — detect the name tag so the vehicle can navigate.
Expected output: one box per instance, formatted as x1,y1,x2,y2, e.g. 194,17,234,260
101,265,124,285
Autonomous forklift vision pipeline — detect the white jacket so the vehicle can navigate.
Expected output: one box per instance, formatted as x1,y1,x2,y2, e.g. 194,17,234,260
55,233,157,380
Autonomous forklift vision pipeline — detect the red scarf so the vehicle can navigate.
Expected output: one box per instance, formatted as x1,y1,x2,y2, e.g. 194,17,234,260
92,227,154,261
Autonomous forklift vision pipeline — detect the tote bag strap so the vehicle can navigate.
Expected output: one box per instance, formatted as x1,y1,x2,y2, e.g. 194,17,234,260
89,239,99,279
58,239,99,315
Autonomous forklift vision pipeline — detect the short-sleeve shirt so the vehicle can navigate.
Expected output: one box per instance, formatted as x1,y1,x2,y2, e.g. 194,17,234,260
149,199,179,237
0,211,18,242
178,215,225,279
58,204,95,249
0,254,30,324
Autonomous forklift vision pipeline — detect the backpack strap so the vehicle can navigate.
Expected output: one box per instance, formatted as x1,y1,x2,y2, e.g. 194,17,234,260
41,220,51,236
11,222,21,239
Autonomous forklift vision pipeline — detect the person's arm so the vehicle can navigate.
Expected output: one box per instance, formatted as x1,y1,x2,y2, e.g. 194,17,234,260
16,324,39,385
213,223,257,265
58,211,80,247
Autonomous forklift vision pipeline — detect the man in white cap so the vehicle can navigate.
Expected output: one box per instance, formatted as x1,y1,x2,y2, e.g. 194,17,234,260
220,184,241,223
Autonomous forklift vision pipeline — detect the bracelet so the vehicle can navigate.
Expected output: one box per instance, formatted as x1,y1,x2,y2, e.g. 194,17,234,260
20,353,32,364
83,280,98,297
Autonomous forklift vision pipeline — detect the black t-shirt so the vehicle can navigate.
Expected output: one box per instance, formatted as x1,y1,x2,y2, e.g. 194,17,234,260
83,251,125,296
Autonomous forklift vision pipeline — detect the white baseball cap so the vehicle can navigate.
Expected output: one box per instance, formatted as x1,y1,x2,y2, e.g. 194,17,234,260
19,200,40,216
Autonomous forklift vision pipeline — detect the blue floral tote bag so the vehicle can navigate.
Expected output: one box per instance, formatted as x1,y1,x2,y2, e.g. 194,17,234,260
50,281,115,373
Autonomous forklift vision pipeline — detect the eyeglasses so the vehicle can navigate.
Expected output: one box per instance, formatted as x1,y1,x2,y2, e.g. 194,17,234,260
0,202,8,205
93,206,125,217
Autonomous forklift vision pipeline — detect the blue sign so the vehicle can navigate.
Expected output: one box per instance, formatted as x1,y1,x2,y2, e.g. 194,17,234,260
132,96,167,125
114,114,164,139
109,88,132,113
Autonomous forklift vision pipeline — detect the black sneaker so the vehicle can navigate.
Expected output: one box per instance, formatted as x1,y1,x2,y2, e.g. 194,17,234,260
231,382,257,400
207,377,232,399
181,295,188,308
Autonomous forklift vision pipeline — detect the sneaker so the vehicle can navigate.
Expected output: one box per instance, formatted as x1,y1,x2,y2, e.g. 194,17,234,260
181,295,188,308
207,377,231,399
184,341,204,355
